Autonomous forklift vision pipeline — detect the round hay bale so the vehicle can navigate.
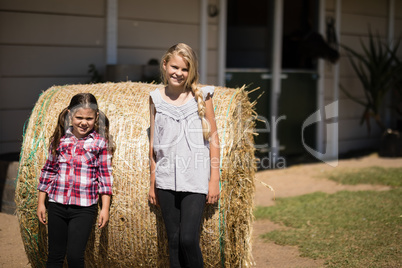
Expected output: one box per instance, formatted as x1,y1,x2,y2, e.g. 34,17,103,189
15,82,256,267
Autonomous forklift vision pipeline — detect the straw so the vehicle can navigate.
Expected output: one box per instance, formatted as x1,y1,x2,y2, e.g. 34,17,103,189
15,82,256,267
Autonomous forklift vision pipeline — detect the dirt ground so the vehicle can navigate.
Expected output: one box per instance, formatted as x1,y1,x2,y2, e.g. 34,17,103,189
1,153,401,267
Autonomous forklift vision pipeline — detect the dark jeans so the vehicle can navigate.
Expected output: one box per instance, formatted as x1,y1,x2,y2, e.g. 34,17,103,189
157,189,206,268
46,202,97,268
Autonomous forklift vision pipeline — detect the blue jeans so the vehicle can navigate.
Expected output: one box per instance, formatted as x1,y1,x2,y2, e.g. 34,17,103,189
157,189,206,268
46,202,97,268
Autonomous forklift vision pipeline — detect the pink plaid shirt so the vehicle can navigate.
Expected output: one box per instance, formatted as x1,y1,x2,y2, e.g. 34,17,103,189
38,128,113,206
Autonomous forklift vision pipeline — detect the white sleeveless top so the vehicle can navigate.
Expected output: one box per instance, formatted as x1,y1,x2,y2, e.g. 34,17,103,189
150,86,214,195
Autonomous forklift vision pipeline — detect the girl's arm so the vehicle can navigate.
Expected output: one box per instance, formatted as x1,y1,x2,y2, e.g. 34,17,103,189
37,147,58,224
149,96,158,206
37,146,58,192
37,191,47,225
97,139,113,228
98,194,111,229
97,143,113,195
205,94,220,204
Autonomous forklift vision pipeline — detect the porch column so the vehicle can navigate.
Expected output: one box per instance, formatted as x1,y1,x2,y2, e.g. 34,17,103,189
218,0,227,86
199,0,208,84
329,0,341,160
316,0,325,157
270,0,284,165
106,0,118,65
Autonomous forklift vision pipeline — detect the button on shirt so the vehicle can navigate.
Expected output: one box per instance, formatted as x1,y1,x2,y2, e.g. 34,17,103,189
38,128,113,206
150,86,214,195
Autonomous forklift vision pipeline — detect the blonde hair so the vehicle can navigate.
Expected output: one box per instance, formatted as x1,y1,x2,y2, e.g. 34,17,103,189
160,43,210,140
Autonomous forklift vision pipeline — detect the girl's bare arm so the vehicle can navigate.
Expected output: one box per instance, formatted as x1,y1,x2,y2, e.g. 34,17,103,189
98,194,111,228
37,191,47,224
205,94,220,204
148,97,158,206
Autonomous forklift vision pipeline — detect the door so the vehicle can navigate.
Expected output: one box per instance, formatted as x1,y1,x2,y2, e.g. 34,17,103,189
225,0,319,163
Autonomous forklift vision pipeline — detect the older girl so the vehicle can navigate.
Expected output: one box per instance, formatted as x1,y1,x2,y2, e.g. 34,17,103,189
149,43,220,267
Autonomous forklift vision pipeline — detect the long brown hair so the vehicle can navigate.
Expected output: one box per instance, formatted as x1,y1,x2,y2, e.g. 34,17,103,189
160,43,210,140
50,93,115,156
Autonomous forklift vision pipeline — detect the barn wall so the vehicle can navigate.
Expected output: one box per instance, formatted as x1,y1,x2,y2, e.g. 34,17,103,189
0,0,400,156
0,0,106,154
117,0,219,84
0,0,219,155
323,0,400,155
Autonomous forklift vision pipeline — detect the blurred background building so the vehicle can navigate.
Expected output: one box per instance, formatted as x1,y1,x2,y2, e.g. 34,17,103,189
0,0,401,162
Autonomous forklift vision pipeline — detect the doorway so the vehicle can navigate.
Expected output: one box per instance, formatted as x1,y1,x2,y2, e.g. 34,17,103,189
225,0,319,163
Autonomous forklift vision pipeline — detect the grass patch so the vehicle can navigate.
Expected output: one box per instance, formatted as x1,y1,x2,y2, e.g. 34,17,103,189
327,167,402,187
254,189,402,267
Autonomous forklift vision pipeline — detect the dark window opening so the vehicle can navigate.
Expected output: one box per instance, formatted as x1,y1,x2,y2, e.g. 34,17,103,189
282,0,319,70
226,0,320,70
226,0,274,69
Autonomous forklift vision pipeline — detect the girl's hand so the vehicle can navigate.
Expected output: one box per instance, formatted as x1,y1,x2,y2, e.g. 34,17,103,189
148,184,159,206
206,178,220,204
98,194,111,229
98,208,109,229
37,191,47,225
205,93,220,205
37,203,47,225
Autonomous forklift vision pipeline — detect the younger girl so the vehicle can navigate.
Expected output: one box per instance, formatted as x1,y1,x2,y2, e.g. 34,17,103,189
149,43,220,268
37,93,114,268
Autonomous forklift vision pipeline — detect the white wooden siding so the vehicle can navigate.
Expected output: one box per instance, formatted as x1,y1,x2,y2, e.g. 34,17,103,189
338,119,382,140
1,46,105,76
118,20,199,49
118,48,167,65
341,13,388,36
0,12,105,46
0,0,400,157
342,0,388,17
324,0,396,155
0,0,221,154
118,0,218,79
0,0,106,154
338,136,381,153
0,77,90,110
118,0,199,24
0,0,104,16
